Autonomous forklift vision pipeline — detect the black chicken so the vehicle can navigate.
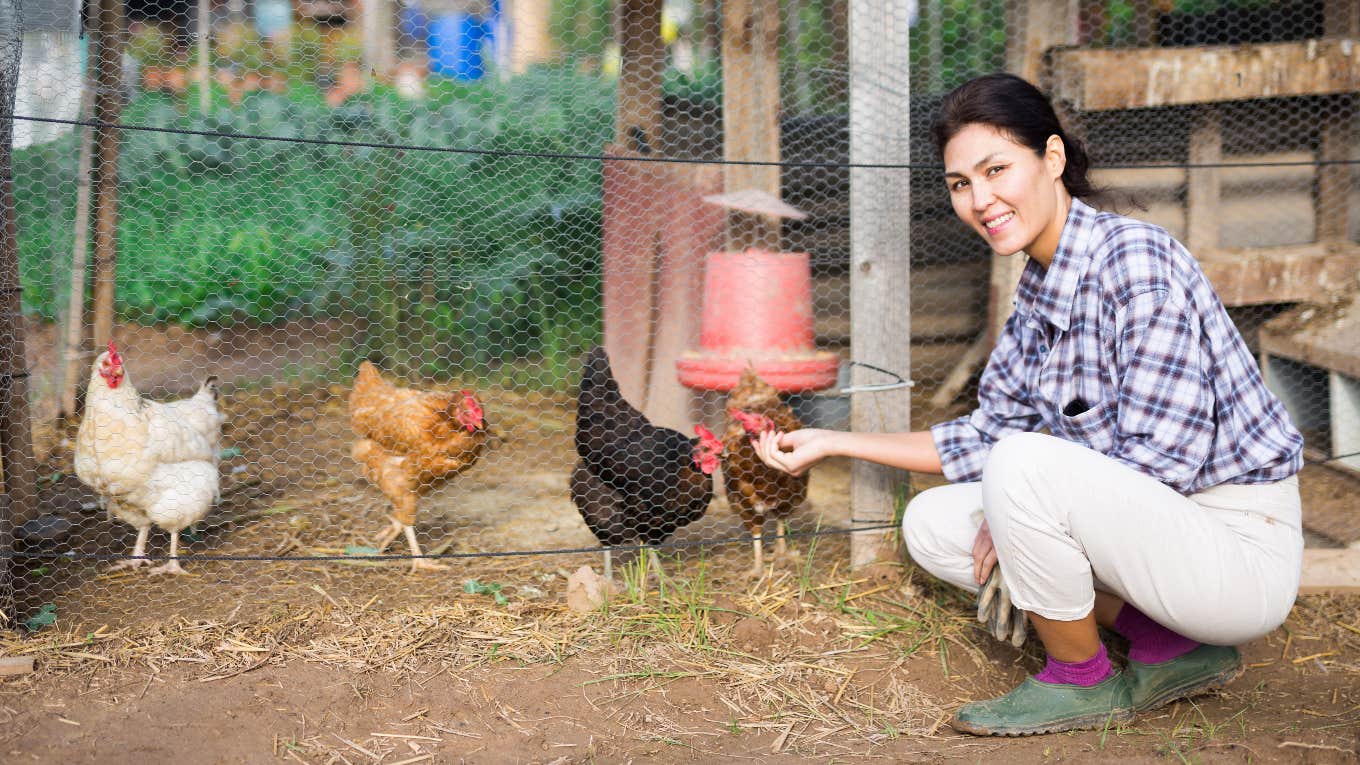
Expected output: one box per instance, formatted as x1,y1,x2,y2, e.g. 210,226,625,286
571,347,723,572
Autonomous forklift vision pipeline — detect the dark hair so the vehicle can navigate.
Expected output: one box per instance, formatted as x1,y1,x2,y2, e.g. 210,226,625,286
931,73,1104,203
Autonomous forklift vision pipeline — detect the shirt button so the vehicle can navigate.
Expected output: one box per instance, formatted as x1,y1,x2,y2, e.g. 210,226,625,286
1039,344,1049,354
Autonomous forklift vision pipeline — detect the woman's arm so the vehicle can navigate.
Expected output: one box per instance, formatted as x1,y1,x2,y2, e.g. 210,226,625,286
753,428,943,477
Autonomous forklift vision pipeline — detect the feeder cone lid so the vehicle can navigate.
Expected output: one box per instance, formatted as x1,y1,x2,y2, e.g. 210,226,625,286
701,188,809,221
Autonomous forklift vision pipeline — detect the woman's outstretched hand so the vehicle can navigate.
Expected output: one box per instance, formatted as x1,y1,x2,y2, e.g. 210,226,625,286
752,428,835,477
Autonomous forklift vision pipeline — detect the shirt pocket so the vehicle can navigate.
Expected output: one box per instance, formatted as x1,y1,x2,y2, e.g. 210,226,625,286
1055,398,1117,453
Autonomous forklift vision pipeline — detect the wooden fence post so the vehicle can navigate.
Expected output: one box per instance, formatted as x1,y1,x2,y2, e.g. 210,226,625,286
90,0,124,351
848,0,911,571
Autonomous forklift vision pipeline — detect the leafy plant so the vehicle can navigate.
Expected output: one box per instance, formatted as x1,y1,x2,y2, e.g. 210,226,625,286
463,578,509,605
24,603,57,632
14,66,613,385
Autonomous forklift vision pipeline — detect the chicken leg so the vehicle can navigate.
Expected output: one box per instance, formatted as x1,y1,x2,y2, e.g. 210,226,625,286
109,526,153,572
404,524,449,572
774,520,798,562
748,520,766,579
149,529,187,575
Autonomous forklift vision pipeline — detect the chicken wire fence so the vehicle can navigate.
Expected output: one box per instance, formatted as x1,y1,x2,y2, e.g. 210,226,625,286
0,0,1357,633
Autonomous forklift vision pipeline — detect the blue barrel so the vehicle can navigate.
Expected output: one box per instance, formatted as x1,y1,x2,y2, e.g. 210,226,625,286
428,13,485,80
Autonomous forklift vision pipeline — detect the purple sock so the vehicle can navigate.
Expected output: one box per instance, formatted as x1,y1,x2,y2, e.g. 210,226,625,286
1034,643,1115,687
1114,604,1199,664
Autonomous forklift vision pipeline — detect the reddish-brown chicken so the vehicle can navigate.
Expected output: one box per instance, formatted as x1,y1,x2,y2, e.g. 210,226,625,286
724,367,808,578
349,361,489,571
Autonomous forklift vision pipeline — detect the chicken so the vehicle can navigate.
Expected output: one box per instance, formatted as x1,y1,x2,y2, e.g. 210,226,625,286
571,347,724,573
348,361,489,571
724,367,808,578
75,342,225,575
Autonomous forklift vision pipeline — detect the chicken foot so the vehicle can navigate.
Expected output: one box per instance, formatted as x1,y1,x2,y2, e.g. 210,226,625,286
373,519,404,553
108,526,153,572
404,525,449,572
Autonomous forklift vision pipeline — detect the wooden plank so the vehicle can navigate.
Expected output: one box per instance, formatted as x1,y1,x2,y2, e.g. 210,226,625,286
721,0,782,251
848,0,911,571
0,656,34,676
1261,304,1360,385
1299,548,1360,595
1006,0,1077,82
1319,0,1356,243
1049,38,1360,111
1198,241,1360,307
1186,107,1222,255
1324,0,1360,39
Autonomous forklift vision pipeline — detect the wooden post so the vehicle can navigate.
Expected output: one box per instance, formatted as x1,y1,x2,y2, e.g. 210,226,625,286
721,0,781,251
1186,106,1222,255
197,0,210,114
57,83,94,423
91,0,125,351
0,0,38,543
848,0,910,571
360,0,394,83
1318,0,1356,244
615,0,664,152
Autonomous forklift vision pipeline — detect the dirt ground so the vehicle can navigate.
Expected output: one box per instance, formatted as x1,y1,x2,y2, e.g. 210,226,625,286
2,321,1358,763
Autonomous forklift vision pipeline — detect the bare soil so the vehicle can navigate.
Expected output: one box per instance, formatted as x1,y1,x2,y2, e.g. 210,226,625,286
2,321,1358,764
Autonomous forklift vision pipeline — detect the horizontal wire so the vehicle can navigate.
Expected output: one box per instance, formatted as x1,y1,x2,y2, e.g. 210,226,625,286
4,522,902,563
10,113,1360,171
10,453,1354,564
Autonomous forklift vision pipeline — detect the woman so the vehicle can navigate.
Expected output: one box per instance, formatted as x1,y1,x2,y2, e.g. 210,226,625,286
754,73,1304,736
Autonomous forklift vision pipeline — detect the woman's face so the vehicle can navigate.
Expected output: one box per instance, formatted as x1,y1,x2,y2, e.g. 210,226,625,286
942,123,1069,265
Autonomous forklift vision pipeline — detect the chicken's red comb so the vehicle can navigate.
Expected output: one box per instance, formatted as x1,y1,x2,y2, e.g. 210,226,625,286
458,390,483,417
694,423,721,444
106,341,122,363
728,408,774,434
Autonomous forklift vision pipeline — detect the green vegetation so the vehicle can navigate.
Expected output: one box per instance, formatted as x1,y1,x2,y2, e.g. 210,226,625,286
15,67,614,383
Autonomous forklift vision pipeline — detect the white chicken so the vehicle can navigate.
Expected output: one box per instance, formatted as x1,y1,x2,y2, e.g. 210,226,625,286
75,342,226,574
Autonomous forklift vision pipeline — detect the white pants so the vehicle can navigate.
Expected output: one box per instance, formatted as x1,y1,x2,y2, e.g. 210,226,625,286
903,432,1303,646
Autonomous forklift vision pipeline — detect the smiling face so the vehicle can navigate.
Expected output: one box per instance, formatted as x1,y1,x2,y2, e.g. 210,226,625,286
942,123,1071,265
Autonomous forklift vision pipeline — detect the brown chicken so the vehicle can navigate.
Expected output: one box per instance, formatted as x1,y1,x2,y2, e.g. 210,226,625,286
349,361,489,571
724,367,808,578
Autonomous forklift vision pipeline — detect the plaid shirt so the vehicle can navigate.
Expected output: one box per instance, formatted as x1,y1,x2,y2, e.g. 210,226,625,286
932,199,1303,495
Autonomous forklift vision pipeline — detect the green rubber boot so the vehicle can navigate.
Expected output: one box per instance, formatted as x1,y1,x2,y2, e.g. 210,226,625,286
1126,644,1242,712
951,671,1135,736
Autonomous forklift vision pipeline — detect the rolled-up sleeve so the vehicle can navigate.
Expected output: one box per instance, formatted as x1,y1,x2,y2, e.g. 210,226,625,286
931,313,1043,483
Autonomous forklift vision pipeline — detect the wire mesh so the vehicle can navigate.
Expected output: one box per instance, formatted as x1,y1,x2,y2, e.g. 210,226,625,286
1,0,1357,636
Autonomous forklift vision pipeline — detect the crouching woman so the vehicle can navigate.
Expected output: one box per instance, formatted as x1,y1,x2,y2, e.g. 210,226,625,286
754,73,1304,736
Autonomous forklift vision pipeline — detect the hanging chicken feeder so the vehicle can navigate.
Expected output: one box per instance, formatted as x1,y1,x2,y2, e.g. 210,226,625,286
676,248,840,392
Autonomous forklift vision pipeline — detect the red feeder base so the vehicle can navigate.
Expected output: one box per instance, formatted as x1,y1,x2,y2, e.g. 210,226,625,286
676,350,840,393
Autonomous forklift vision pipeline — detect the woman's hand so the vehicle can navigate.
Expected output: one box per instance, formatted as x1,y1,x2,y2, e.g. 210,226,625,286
972,520,998,586
752,428,836,477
